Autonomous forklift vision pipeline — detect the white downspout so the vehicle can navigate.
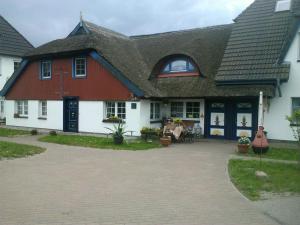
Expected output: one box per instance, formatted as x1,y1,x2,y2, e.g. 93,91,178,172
258,91,264,128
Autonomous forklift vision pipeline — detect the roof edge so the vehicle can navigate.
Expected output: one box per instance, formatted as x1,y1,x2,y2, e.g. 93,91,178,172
89,51,144,97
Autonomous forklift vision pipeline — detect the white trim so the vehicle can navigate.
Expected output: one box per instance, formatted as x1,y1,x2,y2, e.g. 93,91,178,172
74,57,86,77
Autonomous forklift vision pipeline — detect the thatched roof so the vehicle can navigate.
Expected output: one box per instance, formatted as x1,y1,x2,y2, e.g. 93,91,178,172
22,0,298,98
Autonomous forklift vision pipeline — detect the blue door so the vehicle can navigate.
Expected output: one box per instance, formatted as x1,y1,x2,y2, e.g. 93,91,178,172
205,99,258,140
63,97,79,132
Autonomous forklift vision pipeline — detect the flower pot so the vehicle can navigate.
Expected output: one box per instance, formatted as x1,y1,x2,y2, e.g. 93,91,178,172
160,137,171,147
113,136,124,145
237,144,250,153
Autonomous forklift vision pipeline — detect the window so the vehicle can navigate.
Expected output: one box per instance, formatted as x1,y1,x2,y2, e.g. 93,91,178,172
74,57,86,77
171,102,184,118
161,57,196,74
117,102,126,119
39,101,47,118
105,102,126,119
292,98,300,113
41,60,51,79
14,61,21,71
15,100,28,116
150,102,160,120
186,102,200,119
0,100,4,114
275,0,291,12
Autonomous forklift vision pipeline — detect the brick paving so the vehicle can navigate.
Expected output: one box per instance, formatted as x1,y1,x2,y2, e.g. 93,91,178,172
0,136,280,225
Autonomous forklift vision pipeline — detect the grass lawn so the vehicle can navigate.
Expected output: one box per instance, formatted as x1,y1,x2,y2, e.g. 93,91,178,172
0,127,30,137
0,141,45,159
228,159,300,201
238,147,300,161
39,134,161,150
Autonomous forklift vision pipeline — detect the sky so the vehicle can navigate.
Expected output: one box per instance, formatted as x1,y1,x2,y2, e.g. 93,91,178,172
0,0,254,47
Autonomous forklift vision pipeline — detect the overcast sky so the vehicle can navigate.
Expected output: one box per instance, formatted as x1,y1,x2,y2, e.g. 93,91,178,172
0,0,254,47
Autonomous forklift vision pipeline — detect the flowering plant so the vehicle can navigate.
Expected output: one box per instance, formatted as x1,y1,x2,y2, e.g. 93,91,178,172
238,136,251,145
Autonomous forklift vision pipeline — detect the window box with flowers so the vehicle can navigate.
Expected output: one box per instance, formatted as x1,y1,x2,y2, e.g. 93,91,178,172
102,116,124,123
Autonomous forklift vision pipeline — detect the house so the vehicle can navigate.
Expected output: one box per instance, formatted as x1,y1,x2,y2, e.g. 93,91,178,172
0,15,33,119
1,0,299,141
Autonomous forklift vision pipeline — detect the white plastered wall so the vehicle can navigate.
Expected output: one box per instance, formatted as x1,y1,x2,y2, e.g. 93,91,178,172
264,29,300,141
5,100,63,130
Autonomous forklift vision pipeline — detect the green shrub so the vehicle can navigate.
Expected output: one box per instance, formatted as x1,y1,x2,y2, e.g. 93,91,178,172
30,129,38,135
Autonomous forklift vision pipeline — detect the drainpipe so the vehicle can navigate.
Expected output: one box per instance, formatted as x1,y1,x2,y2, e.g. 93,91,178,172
276,78,282,97
258,91,264,128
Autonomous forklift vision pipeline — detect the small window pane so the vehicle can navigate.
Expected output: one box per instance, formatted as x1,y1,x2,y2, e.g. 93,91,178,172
292,98,300,113
211,103,225,109
75,58,86,76
40,101,47,117
170,60,187,72
106,102,115,118
117,102,126,119
150,102,160,120
237,103,252,109
186,102,200,119
275,0,291,12
14,61,20,71
171,102,184,118
41,61,51,79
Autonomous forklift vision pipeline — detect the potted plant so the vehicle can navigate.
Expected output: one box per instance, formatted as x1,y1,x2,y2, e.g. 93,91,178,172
173,118,183,125
105,121,127,145
237,136,251,153
160,136,171,147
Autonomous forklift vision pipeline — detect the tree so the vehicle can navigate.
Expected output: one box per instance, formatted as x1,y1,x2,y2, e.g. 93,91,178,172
286,110,300,165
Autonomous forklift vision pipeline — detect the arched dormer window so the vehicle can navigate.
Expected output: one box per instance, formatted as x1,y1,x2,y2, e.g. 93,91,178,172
158,56,199,78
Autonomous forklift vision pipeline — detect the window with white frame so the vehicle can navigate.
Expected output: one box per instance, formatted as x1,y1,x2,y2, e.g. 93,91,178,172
74,57,86,77
0,100,4,114
14,61,21,72
41,60,51,79
292,98,300,114
39,101,47,118
186,102,200,119
15,100,28,116
275,0,291,12
171,102,184,118
150,102,160,120
105,102,126,119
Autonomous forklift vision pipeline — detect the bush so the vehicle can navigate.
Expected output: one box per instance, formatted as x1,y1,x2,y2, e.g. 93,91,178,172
49,130,57,136
30,129,38,135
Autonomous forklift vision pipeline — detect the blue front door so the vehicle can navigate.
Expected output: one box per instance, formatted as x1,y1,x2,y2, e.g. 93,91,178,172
206,99,258,140
63,97,79,132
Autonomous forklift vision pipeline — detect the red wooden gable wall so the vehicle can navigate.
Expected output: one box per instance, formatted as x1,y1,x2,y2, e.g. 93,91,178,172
6,56,133,100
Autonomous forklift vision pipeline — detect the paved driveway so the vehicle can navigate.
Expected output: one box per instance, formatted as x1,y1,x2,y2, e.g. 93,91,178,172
0,136,279,225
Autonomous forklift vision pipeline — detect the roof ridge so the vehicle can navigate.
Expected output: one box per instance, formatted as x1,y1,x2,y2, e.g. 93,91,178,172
130,23,233,39
0,14,34,48
83,20,129,39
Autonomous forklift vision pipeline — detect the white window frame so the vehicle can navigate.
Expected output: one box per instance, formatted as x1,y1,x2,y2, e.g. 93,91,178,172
275,0,291,12
170,102,184,118
105,102,126,119
0,100,4,114
41,60,52,79
13,60,21,72
15,100,28,117
74,57,86,77
292,98,300,114
150,102,161,120
168,100,201,120
186,102,201,119
39,101,47,118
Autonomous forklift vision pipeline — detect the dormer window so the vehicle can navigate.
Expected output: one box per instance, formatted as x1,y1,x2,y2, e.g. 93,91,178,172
275,0,291,12
158,56,199,78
